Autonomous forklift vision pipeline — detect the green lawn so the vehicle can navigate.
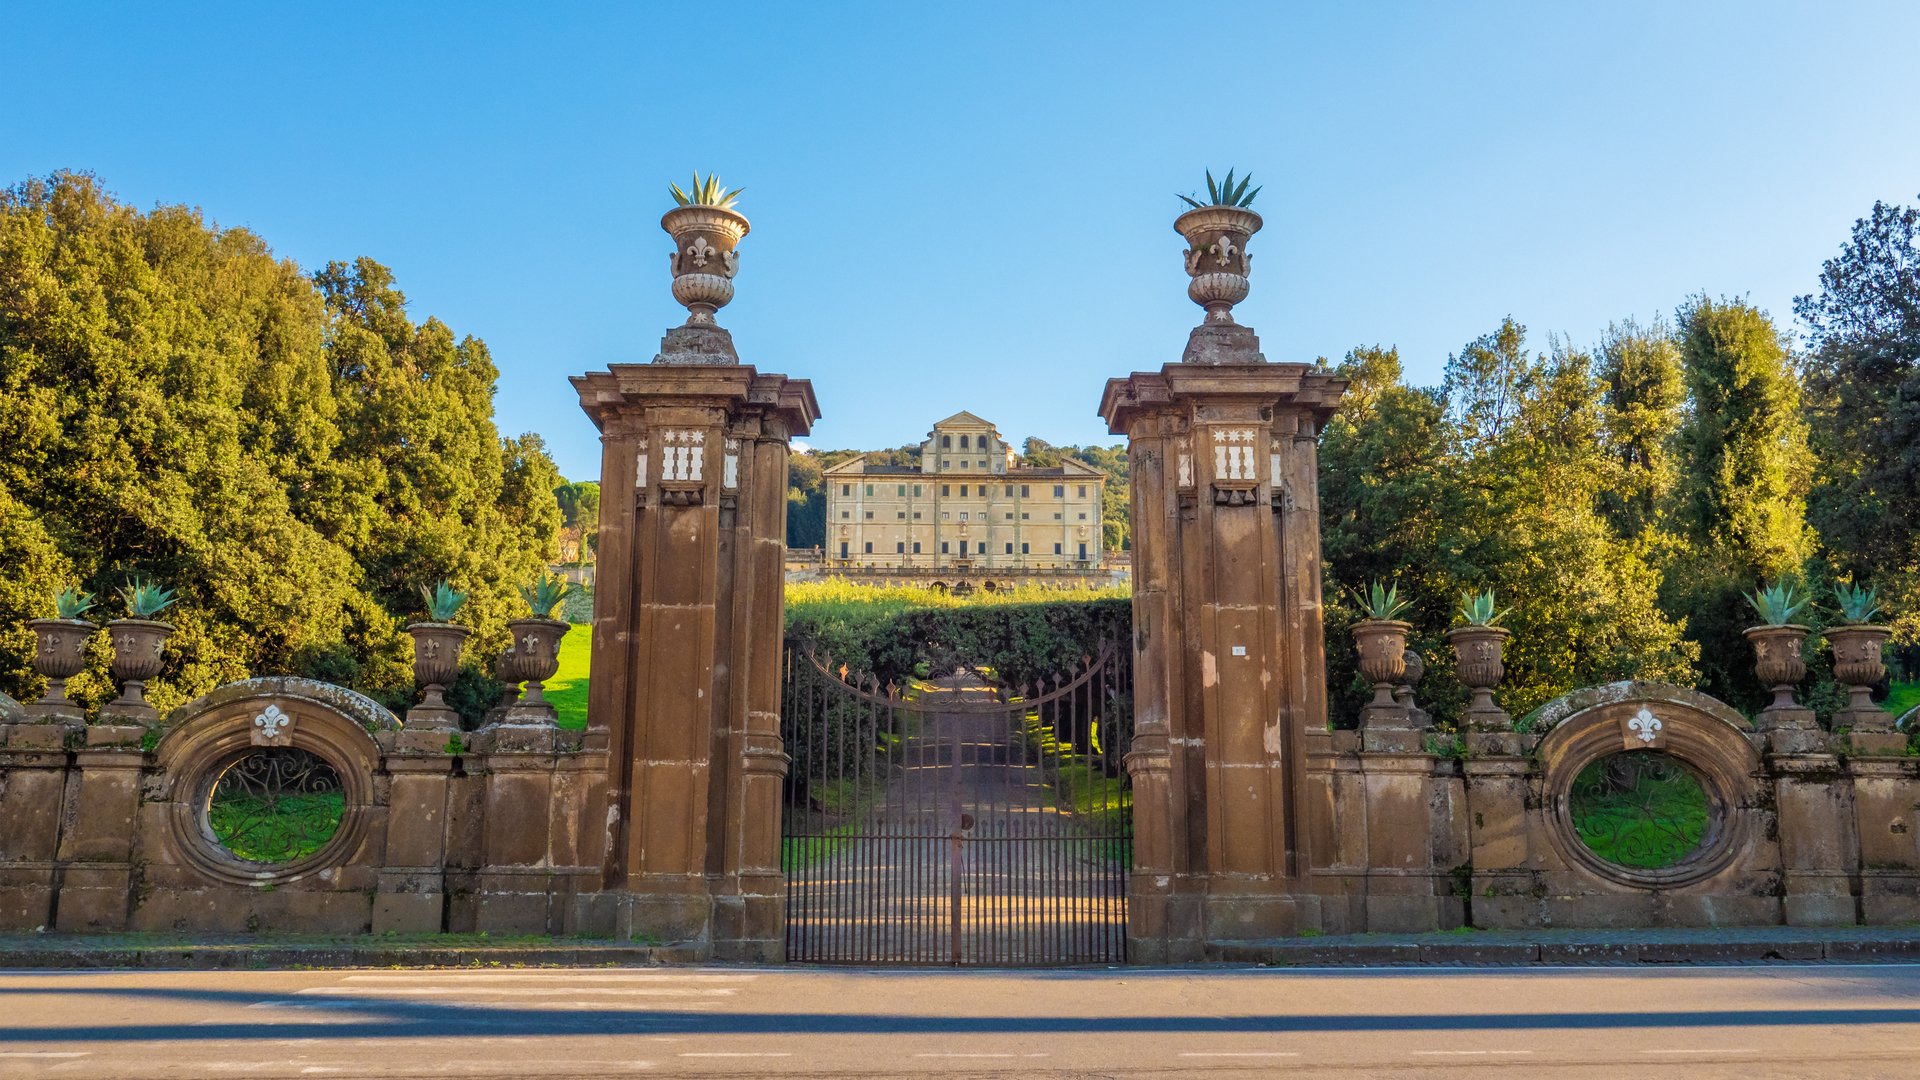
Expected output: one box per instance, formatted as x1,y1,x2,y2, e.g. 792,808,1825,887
548,625,592,730
1888,680,1919,722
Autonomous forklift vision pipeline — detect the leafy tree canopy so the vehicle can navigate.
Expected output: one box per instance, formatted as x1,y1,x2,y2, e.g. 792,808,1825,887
0,172,560,722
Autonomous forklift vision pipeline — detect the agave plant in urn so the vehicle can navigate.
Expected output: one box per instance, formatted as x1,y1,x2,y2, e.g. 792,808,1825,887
1827,581,1897,746
1447,590,1513,733
499,572,573,726
1351,580,1413,728
98,578,176,725
406,581,471,733
657,171,749,365
1174,168,1266,364
27,587,99,723
1742,581,1818,740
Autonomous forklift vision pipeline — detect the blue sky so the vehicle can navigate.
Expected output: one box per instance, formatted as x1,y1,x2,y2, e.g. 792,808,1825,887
8,2,1919,480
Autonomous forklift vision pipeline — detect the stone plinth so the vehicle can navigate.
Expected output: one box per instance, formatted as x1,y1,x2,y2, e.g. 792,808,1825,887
573,362,817,959
1101,359,1345,957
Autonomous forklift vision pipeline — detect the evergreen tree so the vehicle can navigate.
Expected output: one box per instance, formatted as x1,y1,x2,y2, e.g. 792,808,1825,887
1796,196,1920,647
1596,318,1686,542
1669,295,1815,705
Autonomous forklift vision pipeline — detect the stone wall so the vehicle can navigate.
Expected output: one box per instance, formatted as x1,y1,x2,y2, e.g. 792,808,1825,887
1308,679,1920,937
0,677,607,936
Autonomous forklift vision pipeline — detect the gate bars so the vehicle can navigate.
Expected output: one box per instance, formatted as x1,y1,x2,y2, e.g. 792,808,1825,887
780,640,1133,965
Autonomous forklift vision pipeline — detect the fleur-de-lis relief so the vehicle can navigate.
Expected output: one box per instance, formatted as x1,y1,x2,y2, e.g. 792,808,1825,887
42,633,61,654
721,249,738,278
685,237,716,269
253,703,292,742
1754,639,1769,660
1627,706,1662,744
423,639,440,660
522,632,539,653
1213,233,1237,268
1475,641,1495,660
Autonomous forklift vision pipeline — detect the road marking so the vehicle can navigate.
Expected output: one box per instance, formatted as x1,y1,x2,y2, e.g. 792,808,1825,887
300,987,736,997
910,1045,1052,1053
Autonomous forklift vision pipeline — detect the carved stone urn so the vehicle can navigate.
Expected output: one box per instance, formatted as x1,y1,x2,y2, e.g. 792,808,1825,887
1175,205,1261,326
1447,625,1510,729
1828,623,1892,731
1352,619,1411,715
99,618,172,723
499,617,570,724
1394,648,1431,729
1743,623,1810,714
405,621,470,731
663,204,749,329
27,618,93,721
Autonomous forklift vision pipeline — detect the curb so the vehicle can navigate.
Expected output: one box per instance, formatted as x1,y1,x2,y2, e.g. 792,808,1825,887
0,941,704,971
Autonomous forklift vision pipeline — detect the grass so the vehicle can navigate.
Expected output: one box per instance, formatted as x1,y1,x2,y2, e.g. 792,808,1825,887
207,790,344,863
1570,755,1710,870
548,625,591,730
1888,680,1920,722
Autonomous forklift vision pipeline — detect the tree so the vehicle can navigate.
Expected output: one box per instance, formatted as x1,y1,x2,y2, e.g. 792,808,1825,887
1797,195,1920,647
0,172,559,720
1669,295,1815,706
1596,318,1685,542
786,452,826,548
554,480,601,562
1320,334,1693,728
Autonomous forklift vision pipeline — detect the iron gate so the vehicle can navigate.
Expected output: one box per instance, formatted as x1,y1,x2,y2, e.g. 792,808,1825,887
780,641,1133,965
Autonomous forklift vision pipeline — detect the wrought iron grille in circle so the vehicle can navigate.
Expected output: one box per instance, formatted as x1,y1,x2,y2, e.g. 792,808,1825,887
205,747,345,865
1569,750,1711,871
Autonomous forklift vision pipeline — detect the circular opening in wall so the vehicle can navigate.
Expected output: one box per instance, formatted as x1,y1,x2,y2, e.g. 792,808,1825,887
1569,750,1713,871
204,747,345,866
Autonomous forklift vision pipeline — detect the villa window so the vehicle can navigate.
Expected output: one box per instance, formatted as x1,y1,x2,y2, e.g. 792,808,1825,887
1054,512,1063,520
864,511,874,519
896,542,905,553
977,542,986,555
841,484,850,496
1004,542,1013,554
1004,485,1013,497
1079,485,1088,498
913,542,922,554
941,542,950,554
898,484,907,496
840,511,849,519
1054,543,1063,555
960,485,969,496
941,484,950,496
1078,512,1088,520
960,434,970,449
914,485,922,497
1054,485,1065,498
941,435,951,448
1020,485,1030,498
897,511,906,520
865,484,873,496
864,541,873,554
1021,543,1030,555
1021,512,1029,520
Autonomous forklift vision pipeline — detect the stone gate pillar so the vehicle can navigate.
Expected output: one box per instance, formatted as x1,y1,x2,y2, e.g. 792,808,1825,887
1100,200,1344,960
572,197,818,960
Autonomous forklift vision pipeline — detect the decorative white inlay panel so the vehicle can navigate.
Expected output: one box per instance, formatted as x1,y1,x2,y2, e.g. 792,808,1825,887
634,437,649,489
661,430,705,482
1270,438,1284,491
1628,706,1662,744
1212,428,1259,482
722,437,740,490
1177,452,1194,489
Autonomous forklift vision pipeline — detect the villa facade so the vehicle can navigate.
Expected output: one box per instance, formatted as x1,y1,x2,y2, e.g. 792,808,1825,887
823,411,1106,572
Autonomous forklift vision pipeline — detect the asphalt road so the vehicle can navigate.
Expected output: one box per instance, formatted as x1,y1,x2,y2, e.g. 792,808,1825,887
2,963,1919,1078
